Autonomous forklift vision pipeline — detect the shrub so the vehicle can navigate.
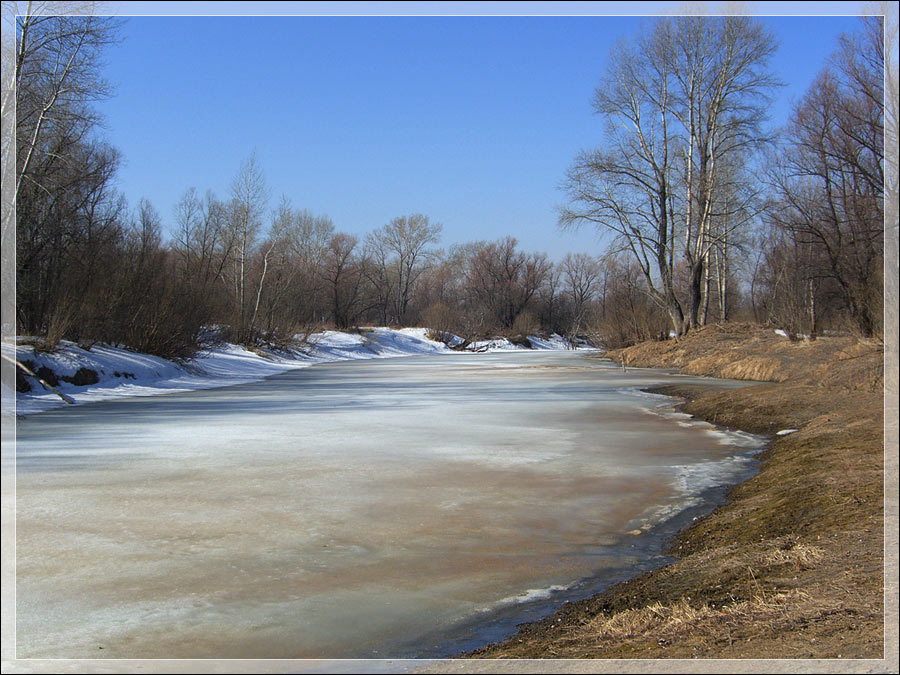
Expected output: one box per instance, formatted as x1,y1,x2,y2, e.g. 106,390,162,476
423,302,461,345
511,311,539,337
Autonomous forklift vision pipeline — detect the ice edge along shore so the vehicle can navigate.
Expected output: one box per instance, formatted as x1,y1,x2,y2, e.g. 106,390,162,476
3,328,584,416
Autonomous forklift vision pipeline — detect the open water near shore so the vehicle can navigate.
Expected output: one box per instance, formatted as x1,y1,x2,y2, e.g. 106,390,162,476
12,350,764,659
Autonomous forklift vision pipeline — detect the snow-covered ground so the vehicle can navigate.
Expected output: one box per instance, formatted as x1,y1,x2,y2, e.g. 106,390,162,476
4,328,582,415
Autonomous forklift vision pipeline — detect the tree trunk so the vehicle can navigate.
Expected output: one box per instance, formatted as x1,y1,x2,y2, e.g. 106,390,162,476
807,277,817,339
700,250,711,326
687,260,704,331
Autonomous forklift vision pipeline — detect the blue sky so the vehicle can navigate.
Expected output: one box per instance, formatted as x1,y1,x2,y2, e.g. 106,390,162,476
96,2,873,260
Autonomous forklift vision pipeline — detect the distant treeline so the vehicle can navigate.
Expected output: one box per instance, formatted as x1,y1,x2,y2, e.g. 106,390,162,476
9,12,886,359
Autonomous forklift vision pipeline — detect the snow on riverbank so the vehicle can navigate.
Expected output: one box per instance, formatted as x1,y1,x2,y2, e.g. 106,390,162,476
4,328,580,415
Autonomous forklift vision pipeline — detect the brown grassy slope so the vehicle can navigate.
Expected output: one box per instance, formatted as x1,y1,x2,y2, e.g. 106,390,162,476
467,323,886,660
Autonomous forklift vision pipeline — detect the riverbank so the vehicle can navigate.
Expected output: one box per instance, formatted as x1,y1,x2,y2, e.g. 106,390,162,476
466,323,892,661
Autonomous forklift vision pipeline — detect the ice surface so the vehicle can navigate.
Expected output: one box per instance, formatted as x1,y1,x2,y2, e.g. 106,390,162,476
13,350,763,659
482,584,572,611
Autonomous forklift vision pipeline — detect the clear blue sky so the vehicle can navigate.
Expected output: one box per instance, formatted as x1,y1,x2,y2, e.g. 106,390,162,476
96,2,873,260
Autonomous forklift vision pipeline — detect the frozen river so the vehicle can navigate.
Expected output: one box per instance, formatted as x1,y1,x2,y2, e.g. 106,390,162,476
12,350,763,659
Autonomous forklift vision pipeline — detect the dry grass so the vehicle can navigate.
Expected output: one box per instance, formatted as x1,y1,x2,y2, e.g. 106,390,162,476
575,589,810,645
609,323,884,392
760,537,825,569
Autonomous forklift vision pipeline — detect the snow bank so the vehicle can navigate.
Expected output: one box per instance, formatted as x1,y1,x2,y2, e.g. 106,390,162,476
526,333,578,350
4,340,309,416
5,328,584,415
469,333,577,351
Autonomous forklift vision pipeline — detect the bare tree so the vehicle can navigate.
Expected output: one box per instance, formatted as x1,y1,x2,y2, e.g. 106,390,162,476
701,154,762,324
666,16,778,330
770,16,885,337
365,213,441,325
9,4,122,336
174,189,217,281
416,241,484,340
223,152,269,341
561,252,601,341
560,26,685,335
561,15,778,336
883,1,899,360
587,252,668,348
320,232,363,329
466,237,550,331
537,261,562,334
12,5,120,214
250,200,334,341
248,196,291,342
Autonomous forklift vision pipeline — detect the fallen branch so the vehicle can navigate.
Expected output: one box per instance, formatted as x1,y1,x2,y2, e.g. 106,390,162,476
2,352,75,404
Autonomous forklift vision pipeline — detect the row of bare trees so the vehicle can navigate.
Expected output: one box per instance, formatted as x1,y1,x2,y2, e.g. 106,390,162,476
562,14,888,340
16,149,669,355
141,168,671,352
8,9,890,358
3,2,670,358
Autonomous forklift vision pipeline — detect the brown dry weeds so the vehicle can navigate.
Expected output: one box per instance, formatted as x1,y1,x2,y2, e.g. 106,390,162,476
466,324,887,660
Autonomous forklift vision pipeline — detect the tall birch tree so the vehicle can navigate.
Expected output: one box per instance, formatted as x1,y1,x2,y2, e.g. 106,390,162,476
225,152,268,341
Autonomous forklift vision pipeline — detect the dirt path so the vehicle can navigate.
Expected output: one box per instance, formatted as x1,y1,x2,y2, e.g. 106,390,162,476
462,324,895,664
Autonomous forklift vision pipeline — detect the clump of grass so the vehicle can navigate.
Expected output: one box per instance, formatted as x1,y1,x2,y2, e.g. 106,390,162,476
761,538,825,570
578,590,810,645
